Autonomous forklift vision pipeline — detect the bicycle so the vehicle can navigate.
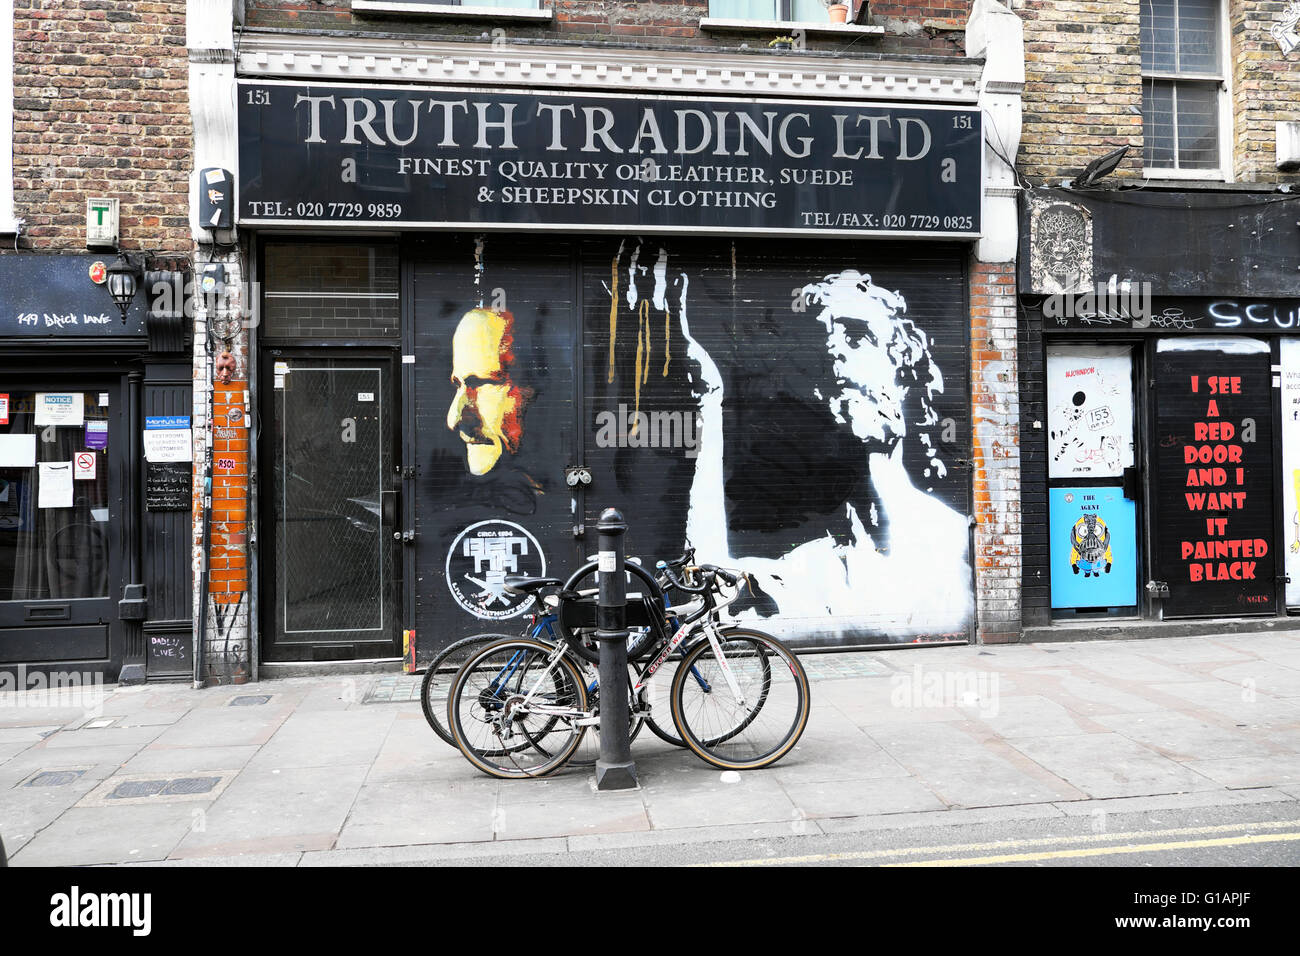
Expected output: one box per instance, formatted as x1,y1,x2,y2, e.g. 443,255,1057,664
446,562,810,779
421,552,701,749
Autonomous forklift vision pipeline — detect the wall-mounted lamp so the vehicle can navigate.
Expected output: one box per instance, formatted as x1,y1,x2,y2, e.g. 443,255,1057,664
105,253,142,323
1070,145,1130,189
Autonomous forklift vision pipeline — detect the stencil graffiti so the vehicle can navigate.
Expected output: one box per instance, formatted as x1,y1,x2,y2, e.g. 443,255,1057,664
1029,197,1093,295
445,519,545,619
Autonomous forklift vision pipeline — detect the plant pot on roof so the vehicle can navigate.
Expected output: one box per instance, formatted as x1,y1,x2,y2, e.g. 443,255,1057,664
769,35,796,50
826,0,850,22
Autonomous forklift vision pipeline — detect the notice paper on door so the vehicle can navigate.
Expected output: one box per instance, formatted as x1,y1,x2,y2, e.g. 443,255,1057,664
38,461,73,509
0,433,36,468
35,393,84,427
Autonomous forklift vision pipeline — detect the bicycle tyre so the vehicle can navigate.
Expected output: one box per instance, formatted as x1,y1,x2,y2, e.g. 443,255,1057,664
420,633,513,747
669,628,810,771
448,637,589,779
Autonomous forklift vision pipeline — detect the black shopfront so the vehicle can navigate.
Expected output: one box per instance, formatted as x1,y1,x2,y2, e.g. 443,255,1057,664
240,79,987,663
0,254,193,684
1019,187,1300,629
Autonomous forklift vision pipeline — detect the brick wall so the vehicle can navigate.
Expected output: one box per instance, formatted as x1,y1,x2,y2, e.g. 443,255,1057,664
1230,0,1300,184
1018,0,1144,185
1020,0,1300,185
244,0,972,55
8,0,191,253
969,256,1021,643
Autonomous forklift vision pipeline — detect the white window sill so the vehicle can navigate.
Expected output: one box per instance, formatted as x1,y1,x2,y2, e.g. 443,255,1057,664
352,1,553,23
698,17,884,39
0,216,19,235
1142,168,1227,182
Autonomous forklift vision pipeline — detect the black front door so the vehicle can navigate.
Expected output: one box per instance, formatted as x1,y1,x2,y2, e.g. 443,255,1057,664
0,380,123,677
263,352,402,660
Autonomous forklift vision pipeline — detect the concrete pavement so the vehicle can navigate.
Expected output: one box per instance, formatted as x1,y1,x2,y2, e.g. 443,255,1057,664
3,632,1300,866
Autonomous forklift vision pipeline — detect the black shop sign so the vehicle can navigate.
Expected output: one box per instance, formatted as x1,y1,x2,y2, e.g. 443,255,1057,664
236,81,982,238
1154,344,1276,617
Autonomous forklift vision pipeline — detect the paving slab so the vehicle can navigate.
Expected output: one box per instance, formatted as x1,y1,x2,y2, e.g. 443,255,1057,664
1093,710,1279,761
169,764,369,858
244,709,398,771
336,778,498,848
783,776,946,818
1006,732,1221,799
642,774,797,830
10,803,203,866
1178,754,1300,789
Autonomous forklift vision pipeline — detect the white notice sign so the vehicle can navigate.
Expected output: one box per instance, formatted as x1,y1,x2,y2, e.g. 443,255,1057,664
0,434,36,468
35,393,85,427
142,428,193,463
38,461,74,509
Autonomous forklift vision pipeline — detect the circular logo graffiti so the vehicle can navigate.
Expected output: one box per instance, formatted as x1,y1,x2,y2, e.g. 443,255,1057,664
446,519,546,620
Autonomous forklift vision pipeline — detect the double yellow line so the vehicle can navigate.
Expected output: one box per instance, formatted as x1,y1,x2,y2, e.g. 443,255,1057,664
699,818,1300,867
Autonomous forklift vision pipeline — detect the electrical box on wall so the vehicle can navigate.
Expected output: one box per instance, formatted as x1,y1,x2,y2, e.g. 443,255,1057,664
1278,122,1300,172
198,168,234,230
86,197,119,249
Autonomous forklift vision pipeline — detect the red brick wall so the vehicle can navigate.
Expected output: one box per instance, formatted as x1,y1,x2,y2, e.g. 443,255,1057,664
207,382,250,609
8,0,191,253
244,0,973,55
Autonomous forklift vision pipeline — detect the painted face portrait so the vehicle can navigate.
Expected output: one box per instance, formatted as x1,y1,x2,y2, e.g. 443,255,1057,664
447,308,533,476
802,271,941,452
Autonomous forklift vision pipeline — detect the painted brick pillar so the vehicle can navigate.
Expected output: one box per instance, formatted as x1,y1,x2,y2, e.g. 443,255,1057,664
968,0,1025,643
970,259,1022,643
191,257,252,684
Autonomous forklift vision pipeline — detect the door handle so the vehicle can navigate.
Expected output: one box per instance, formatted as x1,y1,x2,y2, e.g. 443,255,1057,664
381,489,398,526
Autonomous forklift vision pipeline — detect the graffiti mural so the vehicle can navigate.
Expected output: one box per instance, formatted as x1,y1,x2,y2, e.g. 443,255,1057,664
589,239,974,644
415,236,973,659
1046,345,1135,479
1048,487,1137,608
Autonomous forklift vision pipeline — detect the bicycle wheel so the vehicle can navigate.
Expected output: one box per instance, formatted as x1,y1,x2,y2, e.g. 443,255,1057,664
421,633,513,747
670,628,810,771
448,637,589,779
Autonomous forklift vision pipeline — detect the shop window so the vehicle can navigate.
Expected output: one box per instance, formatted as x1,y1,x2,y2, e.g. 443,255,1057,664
1141,0,1228,177
0,392,111,601
262,243,399,340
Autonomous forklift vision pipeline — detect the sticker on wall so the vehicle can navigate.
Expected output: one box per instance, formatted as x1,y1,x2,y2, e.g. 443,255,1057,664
0,393,8,425
445,519,546,620
1049,487,1137,609
74,452,96,481
34,392,84,427
1046,345,1134,479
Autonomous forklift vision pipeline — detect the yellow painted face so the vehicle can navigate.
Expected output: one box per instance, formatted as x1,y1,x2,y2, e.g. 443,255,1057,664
447,309,526,476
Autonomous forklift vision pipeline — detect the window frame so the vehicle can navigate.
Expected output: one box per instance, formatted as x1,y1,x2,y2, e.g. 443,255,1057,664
1140,0,1234,182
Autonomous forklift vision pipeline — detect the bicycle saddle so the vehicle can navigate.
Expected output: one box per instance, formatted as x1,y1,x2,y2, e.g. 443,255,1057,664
503,576,564,596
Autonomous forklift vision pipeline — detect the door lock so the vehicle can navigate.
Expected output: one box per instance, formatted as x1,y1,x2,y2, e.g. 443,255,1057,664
1145,580,1169,597
565,466,592,487
393,530,415,543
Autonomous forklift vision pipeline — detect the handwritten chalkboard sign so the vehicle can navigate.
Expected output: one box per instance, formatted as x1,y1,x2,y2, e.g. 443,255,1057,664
146,631,193,675
146,461,190,511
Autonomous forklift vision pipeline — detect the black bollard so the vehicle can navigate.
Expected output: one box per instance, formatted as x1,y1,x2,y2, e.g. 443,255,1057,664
595,507,638,790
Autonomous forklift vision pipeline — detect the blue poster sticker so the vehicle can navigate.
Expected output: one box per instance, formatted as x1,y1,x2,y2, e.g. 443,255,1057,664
144,416,190,430
1050,486,1138,609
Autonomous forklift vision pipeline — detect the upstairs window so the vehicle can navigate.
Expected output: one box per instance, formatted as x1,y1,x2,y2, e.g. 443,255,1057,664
1141,0,1227,176
709,0,839,23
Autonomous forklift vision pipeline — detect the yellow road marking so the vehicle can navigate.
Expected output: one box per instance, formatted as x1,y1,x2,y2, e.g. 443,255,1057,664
893,831,1300,866
696,818,1300,867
